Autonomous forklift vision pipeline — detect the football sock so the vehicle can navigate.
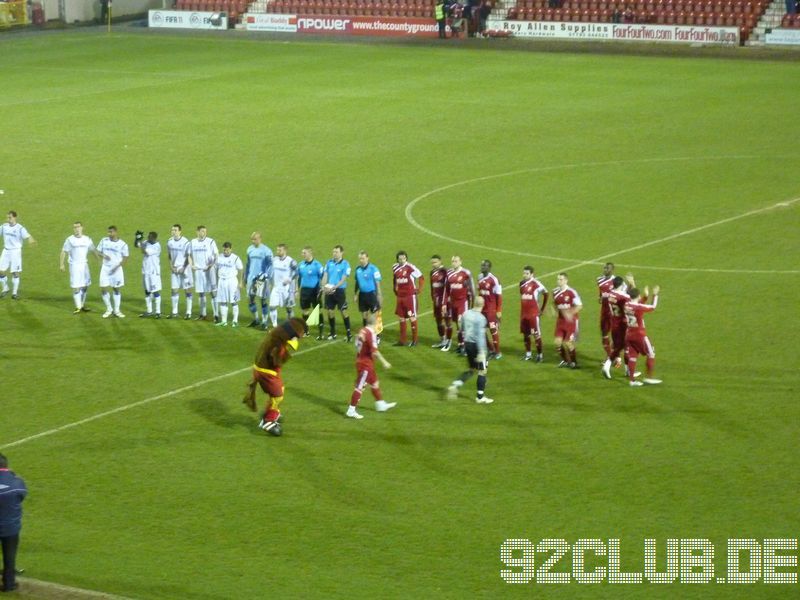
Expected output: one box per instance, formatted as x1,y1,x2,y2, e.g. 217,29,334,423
113,291,121,311
457,329,464,346
145,295,153,313
328,317,336,336
248,296,257,317
80,288,87,306
11,277,19,295
261,301,268,322
343,316,351,336
350,387,363,407
370,383,383,401
445,323,452,340
286,308,293,319
646,357,655,377
411,320,418,343
232,305,239,323
73,290,82,309
399,321,407,344
154,293,161,314
477,374,487,399
437,319,445,338
0,275,7,291
270,309,278,327
558,344,567,362
569,348,577,364
172,293,179,314
211,298,219,318
627,357,638,381
535,336,542,354
318,320,324,337
456,371,473,384
220,304,229,323
102,291,112,311
199,295,207,316
602,336,612,358
492,331,500,353
186,293,193,316
524,336,531,352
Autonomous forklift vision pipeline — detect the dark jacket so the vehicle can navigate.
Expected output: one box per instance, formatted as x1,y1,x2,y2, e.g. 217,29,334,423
0,468,27,537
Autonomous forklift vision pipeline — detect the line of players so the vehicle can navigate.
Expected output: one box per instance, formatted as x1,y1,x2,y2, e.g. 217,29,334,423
28,216,663,386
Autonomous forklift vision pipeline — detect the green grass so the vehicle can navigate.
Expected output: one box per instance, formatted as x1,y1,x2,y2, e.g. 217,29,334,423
1,30,799,599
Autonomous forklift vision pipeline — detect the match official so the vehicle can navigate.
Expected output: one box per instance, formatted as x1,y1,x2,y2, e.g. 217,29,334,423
354,251,382,327
296,246,324,337
0,453,27,594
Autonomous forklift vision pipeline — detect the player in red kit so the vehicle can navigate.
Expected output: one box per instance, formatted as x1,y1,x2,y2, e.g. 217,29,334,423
429,255,448,348
346,312,396,419
601,275,631,379
392,251,423,347
519,265,548,362
597,262,616,360
441,255,475,354
478,259,503,359
550,272,583,369
624,286,662,387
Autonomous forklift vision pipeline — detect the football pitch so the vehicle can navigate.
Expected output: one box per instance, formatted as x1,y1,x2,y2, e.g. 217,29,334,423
1,28,799,599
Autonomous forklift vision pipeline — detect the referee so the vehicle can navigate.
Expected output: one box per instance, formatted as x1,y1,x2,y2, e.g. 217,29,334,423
446,296,494,404
354,251,383,326
321,245,352,342
296,246,324,338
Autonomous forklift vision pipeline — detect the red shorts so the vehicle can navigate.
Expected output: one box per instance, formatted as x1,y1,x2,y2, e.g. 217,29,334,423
354,360,378,391
395,294,418,319
554,318,579,342
448,298,469,322
520,315,541,337
432,297,446,320
600,310,612,335
253,368,284,398
625,334,655,359
483,308,498,328
611,318,627,354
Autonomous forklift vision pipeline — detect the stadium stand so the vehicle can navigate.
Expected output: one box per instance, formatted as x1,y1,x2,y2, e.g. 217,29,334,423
169,0,795,44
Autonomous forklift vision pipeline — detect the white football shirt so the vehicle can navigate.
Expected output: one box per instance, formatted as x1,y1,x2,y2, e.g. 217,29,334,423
1,223,30,250
97,237,129,269
217,253,243,280
167,236,191,269
141,241,161,275
62,235,95,264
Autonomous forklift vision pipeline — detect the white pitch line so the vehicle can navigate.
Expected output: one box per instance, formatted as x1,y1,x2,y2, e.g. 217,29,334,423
17,577,136,600
3,187,797,450
0,342,335,450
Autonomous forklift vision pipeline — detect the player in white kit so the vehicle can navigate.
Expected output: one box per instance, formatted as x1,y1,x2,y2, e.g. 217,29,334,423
60,221,97,313
267,243,298,329
190,225,219,322
96,225,129,318
0,210,37,300
215,242,244,327
139,231,163,318
167,224,194,319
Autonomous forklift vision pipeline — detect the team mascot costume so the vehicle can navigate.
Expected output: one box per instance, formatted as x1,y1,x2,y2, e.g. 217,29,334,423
243,318,305,436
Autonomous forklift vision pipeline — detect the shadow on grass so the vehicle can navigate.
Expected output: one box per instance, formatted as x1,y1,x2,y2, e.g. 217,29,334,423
292,387,343,416
190,396,260,434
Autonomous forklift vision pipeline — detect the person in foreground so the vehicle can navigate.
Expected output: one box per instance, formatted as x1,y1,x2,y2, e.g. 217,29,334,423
0,453,27,594
447,296,493,404
243,318,306,436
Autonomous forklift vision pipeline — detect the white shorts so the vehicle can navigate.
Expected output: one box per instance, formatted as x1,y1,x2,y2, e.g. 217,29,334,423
269,284,295,308
194,268,217,294
142,273,162,294
0,249,22,273
99,265,125,288
69,263,91,289
171,269,193,291
217,278,241,304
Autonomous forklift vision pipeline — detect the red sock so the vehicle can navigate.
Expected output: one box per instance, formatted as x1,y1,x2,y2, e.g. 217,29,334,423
602,336,612,358
646,357,655,377
492,331,500,353
411,320,418,342
524,336,531,352
627,358,637,381
265,408,280,421
399,321,407,344
445,322,452,339
570,348,577,364
350,388,363,407
436,318,445,337
558,345,567,361
535,337,542,354
371,385,383,401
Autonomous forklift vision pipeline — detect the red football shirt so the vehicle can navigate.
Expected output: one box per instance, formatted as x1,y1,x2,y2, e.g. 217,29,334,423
443,268,473,306
430,267,447,305
393,262,423,296
597,275,615,317
478,272,503,313
552,286,582,320
520,277,547,318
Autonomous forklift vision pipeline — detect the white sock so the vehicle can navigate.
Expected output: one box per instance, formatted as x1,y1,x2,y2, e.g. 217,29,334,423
186,294,193,315
220,304,229,324
73,290,82,309
0,275,7,291
113,291,121,311
145,295,153,313
171,293,179,314
232,305,239,323
212,297,219,318
102,291,112,310
154,295,161,314
199,295,206,316
80,288,87,306
270,308,278,327
11,277,19,295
